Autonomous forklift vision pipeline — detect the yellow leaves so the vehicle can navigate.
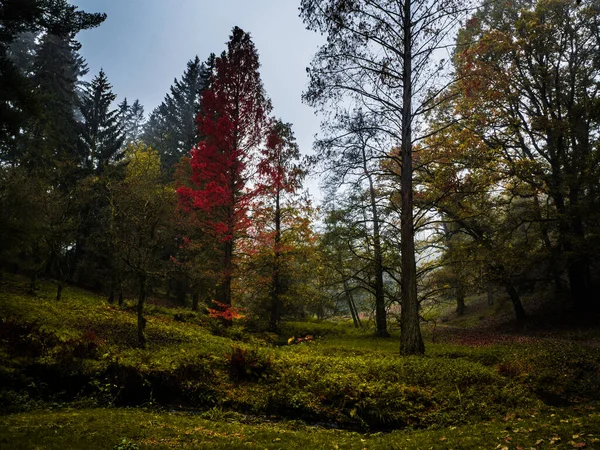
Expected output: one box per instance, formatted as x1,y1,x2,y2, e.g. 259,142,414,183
124,142,162,183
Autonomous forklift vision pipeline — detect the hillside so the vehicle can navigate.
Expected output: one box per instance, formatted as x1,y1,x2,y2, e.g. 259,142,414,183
1,276,600,449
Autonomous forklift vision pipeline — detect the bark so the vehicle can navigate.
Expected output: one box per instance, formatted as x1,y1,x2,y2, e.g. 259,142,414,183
399,0,424,355
137,274,147,348
192,291,200,312
487,283,494,306
363,144,388,337
505,282,526,327
222,239,233,306
117,279,124,306
455,284,465,315
269,190,282,332
343,278,362,328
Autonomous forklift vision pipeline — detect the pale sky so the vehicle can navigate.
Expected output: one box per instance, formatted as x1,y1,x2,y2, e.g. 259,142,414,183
71,0,325,197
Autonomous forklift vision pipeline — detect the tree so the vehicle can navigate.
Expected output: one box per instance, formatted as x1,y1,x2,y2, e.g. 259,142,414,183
254,120,306,330
314,110,391,336
177,27,272,311
300,0,471,354
453,0,600,312
80,69,124,173
119,98,145,145
29,32,88,176
0,0,105,164
143,55,213,174
111,143,174,348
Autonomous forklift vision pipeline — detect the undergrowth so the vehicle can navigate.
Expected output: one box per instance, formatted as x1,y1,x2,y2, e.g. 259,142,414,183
1,275,599,436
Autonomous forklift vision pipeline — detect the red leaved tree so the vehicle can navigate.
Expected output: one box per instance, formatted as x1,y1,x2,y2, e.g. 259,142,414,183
256,121,305,330
177,27,271,310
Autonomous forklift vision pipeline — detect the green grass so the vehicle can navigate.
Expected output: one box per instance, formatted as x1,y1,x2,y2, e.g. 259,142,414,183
1,274,600,447
1,406,599,449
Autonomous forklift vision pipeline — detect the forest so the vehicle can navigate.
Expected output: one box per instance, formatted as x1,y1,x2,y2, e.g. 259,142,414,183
0,0,599,448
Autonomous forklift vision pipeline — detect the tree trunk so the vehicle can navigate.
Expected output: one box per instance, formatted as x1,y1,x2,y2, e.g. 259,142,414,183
399,0,424,355
270,190,282,332
343,278,362,328
192,290,200,312
487,283,494,306
137,274,147,348
363,146,389,337
455,283,465,315
222,240,233,306
118,278,124,306
505,282,526,327
30,269,38,291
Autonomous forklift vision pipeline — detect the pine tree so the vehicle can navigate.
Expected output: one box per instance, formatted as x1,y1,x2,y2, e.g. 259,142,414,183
143,54,213,174
119,98,145,145
0,0,105,166
80,69,124,173
29,32,86,175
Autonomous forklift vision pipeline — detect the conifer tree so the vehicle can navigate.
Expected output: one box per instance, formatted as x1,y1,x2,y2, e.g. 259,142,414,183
143,55,214,174
178,27,271,309
80,69,124,173
119,98,145,145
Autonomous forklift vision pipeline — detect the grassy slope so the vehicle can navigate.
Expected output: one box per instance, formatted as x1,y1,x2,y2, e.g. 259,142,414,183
2,407,600,449
1,276,600,449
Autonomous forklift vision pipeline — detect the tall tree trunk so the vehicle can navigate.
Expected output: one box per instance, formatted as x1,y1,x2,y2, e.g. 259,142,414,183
222,239,233,306
567,215,593,312
137,274,147,348
363,145,388,337
399,0,424,355
342,277,362,328
270,190,282,332
56,263,64,302
533,194,564,291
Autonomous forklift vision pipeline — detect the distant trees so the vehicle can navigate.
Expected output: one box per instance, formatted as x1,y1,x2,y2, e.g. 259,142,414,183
119,98,145,146
143,55,213,174
313,111,392,337
0,0,106,165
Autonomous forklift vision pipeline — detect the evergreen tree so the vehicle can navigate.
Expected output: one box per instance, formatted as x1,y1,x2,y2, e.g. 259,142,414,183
80,69,124,173
143,54,213,174
119,98,145,145
178,27,272,309
0,0,105,166
29,32,86,176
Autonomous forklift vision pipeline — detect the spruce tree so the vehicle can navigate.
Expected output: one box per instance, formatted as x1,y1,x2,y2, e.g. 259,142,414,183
119,98,145,145
30,33,86,175
80,69,124,173
143,54,213,174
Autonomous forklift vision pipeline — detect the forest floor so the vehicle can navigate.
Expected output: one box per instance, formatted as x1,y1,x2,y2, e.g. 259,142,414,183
1,275,599,449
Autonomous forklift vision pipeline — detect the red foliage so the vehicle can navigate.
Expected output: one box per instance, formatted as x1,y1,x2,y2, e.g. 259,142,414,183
208,300,245,321
177,27,271,244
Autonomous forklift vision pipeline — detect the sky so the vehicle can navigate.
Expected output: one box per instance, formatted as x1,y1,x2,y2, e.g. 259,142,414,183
71,0,325,197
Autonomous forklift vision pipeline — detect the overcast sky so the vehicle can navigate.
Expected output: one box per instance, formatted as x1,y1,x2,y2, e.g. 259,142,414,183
71,0,325,197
